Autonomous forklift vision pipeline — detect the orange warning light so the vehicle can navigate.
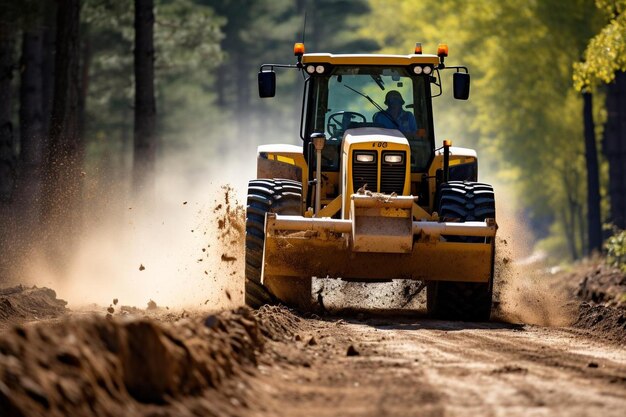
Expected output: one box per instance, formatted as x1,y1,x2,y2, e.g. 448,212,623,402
414,42,423,54
437,43,448,57
443,139,452,147
294,42,305,56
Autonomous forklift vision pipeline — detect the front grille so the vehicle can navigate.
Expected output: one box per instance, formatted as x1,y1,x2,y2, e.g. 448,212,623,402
352,152,378,192
381,151,406,194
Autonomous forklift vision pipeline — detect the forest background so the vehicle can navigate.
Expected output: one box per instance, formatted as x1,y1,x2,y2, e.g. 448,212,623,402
1,0,625,293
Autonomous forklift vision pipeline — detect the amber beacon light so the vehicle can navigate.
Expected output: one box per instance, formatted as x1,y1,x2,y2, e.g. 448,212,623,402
414,42,423,54
437,43,449,57
294,42,305,56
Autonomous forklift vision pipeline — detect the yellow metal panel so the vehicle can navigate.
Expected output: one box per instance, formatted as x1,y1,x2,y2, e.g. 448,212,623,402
412,203,433,220
302,53,440,66
316,194,342,218
263,235,493,282
379,207,411,218
276,155,295,164
350,198,413,253
321,171,339,202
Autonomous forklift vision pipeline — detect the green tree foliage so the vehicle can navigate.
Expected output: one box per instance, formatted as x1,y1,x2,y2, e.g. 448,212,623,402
574,0,626,235
605,228,626,272
81,0,224,185
365,0,601,260
574,0,626,90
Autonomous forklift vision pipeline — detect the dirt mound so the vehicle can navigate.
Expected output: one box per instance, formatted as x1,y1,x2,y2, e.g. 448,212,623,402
254,305,306,341
575,302,626,344
0,307,265,416
573,263,626,344
0,286,67,327
577,264,626,307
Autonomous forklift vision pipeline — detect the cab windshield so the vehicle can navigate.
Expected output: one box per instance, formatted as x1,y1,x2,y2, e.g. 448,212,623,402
306,66,433,172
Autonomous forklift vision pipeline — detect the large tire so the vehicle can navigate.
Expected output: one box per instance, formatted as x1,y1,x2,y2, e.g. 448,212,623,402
427,181,496,321
244,179,302,309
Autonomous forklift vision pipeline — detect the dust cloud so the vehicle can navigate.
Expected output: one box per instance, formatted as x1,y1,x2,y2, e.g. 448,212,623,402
489,181,576,326
24,185,244,310
18,147,254,310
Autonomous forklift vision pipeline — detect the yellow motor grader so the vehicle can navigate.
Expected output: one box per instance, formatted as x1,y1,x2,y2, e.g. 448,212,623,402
246,43,497,321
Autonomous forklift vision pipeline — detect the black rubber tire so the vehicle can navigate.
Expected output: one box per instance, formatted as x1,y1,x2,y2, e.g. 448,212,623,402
245,178,302,309
427,181,496,322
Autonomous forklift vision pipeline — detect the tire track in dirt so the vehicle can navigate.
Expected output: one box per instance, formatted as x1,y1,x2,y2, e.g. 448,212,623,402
242,312,626,417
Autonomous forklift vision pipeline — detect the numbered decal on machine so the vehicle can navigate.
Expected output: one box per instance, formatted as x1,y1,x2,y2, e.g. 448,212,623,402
372,142,388,148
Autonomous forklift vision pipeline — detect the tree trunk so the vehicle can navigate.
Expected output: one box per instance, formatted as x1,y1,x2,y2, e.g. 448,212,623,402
133,0,157,197
583,91,602,253
41,0,57,138
0,23,16,203
18,28,45,223
78,26,91,141
561,167,581,260
561,206,578,261
603,71,626,230
41,0,82,260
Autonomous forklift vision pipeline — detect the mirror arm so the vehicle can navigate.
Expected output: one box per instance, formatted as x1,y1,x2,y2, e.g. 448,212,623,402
259,63,301,71
440,65,469,74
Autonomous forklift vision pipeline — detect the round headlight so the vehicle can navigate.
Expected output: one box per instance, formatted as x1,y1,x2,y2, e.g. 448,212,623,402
423,66,432,75
355,153,375,163
315,65,325,74
384,154,403,164
413,66,423,75
306,65,315,74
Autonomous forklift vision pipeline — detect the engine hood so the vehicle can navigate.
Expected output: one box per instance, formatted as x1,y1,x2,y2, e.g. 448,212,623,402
342,127,408,154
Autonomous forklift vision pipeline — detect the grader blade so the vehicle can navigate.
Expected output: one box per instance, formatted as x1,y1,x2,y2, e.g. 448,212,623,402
261,194,496,284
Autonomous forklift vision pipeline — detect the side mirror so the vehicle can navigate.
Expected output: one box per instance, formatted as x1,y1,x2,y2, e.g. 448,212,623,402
258,71,276,98
453,72,470,100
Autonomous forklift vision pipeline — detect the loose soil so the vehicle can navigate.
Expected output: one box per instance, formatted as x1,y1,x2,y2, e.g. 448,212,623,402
574,263,626,344
1,295,625,416
0,261,625,416
0,286,67,328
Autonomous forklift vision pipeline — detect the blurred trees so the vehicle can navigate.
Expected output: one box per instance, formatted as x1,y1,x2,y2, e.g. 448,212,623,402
0,0,225,276
133,0,157,196
575,0,626,231
201,0,374,142
365,0,603,261
19,15,45,215
0,0,622,276
40,0,82,261
583,91,602,254
0,5,18,202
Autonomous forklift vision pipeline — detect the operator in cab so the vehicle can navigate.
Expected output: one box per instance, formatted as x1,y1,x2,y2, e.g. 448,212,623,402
373,90,417,134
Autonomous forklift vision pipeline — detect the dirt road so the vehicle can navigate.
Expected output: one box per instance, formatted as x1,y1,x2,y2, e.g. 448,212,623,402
1,288,625,416
244,310,626,417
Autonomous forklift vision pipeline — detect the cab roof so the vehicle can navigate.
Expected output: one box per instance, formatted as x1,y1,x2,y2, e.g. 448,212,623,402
302,53,440,66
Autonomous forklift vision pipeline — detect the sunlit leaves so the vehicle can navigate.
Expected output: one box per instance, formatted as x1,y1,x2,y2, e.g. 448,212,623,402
574,0,626,90
365,0,600,259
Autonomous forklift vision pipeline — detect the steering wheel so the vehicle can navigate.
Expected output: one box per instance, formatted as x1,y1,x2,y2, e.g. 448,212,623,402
327,111,366,137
